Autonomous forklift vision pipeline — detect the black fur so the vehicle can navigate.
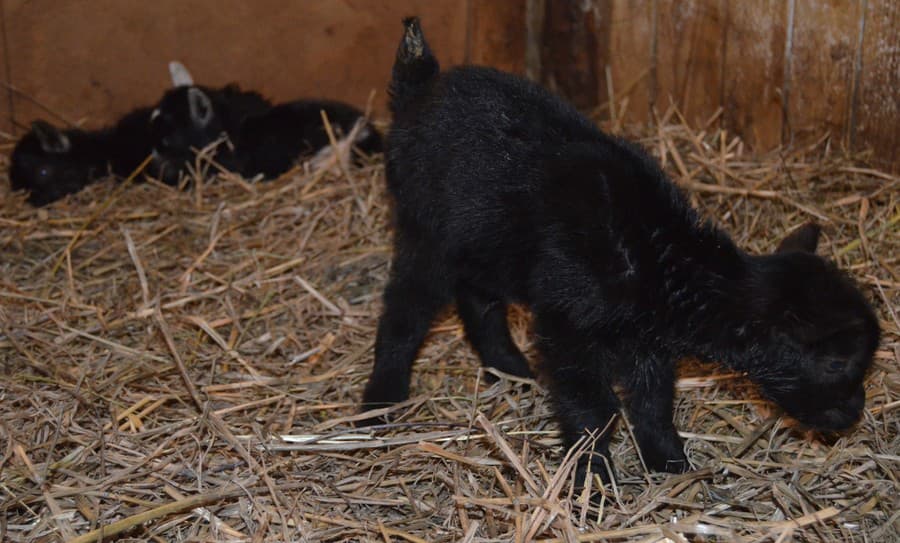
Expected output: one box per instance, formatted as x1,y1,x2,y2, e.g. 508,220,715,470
9,107,155,206
361,17,881,486
147,84,272,184
239,100,382,178
148,84,381,184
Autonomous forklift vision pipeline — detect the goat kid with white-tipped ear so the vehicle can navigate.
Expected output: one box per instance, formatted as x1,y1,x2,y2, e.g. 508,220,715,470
146,79,272,185
30,120,71,154
169,60,195,87
7,61,189,206
147,65,382,184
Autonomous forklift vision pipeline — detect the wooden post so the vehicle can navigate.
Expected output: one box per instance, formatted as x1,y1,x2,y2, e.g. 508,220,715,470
540,0,609,110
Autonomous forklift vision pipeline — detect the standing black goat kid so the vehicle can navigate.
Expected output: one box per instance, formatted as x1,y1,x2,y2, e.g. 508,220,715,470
148,68,381,184
360,17,881,487
9,108,155,206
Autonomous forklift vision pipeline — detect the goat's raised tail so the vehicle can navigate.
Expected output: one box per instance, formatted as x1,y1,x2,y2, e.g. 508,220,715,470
389,17,439,115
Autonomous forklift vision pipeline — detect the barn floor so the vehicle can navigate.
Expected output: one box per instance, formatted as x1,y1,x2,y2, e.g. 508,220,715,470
1,118,898,542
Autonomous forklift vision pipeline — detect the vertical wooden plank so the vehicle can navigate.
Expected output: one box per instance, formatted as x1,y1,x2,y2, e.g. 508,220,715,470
1,0,32,137
788,0,860,148
541,0,605,109
607,0,656,124
468,0,528,75
654,0,726,127
0,0,12,136
525,0,546,81
722,1,787,149
854,0,899,172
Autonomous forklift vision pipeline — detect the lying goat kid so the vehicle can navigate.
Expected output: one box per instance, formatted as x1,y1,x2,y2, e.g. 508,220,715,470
238,100,382,178
149,75,381,184
148,82,272,184
360,17,881,487
9,108,155,206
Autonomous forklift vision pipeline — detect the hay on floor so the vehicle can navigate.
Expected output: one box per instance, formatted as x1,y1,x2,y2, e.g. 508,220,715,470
0,112,897,542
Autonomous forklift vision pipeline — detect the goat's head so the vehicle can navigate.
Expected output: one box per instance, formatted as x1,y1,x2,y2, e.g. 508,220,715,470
147,85,224,185
9,121,99,206
741,224,880,431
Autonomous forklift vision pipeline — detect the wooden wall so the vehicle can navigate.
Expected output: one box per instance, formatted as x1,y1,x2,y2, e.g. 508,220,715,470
0,1,449,131
1,0,896,171
0,1,525,136
540,0,898,172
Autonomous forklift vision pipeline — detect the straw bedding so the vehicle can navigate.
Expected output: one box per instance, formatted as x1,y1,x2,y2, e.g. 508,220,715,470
0,113,897,542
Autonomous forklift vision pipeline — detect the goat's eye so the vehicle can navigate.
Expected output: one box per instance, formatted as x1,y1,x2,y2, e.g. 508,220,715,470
38,166,50,178
826,359,844,373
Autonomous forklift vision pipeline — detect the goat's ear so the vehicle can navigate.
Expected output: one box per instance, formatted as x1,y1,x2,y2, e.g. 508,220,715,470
776,222,820,254
31,120,71,154
168,60,194,87
187,87,213,128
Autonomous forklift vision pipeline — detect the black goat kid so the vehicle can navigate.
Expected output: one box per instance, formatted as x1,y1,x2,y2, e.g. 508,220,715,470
9,109,155,206
148,81,381,185
147,83,271,184
361,17,881,487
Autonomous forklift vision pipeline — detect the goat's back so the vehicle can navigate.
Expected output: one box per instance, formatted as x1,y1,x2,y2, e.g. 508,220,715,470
386,65,709,303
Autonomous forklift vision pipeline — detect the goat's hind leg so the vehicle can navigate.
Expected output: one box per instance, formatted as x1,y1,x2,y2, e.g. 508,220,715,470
360,252,450,423
456,283,532,380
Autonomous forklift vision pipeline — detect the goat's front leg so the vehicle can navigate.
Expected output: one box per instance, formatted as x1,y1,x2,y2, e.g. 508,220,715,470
539,342,620,490
549,369,621,489
621,353,687,473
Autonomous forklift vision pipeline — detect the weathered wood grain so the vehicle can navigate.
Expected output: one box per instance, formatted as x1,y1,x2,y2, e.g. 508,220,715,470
654,0,726,127
2,0,897,171
606,0,656,124
540,0,603,109
468,0,528,75
854,0,899,171
721,0,788,150
788,0,860,149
